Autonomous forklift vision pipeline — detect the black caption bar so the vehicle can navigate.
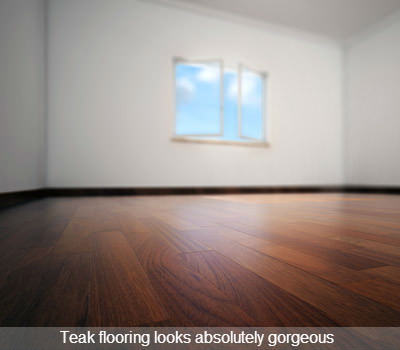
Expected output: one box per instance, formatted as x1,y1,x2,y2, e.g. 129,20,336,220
1,327,399,350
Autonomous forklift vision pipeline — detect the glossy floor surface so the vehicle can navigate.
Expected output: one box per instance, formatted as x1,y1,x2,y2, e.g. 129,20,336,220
0,193,399,326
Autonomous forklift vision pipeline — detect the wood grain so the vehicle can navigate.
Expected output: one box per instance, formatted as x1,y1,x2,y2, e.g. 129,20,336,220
0,193,399,326
365,266,400,283
181,250,338,326
342,278,400,312
127,229,256,326
179,228,400,326
88,231,168,326
0,253,92,326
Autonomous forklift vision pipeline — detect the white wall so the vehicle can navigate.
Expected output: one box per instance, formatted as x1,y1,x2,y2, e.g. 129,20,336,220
345,14,400,186
2,0,397,190
47,0,343,188
0,0,46,193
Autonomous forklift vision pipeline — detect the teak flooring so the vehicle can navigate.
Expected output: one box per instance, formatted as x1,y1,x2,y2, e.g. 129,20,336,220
0,193,399,326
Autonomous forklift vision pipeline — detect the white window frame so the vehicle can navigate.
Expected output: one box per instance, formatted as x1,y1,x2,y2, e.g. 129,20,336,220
238,63,267,142
173,57,224,137
173,57,269,146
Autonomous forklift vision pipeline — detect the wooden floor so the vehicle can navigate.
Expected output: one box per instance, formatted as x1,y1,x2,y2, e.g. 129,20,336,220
0,193,399,326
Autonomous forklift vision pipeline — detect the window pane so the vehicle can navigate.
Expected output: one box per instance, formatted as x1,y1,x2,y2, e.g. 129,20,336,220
175,62,221,135
240,67,264,140
223,68,240,141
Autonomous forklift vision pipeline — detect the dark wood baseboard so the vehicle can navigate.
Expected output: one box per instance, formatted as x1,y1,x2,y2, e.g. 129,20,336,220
1,186,400,210
44,186,400,196
44,186,343,196
343,186,400,194
0,189,46,210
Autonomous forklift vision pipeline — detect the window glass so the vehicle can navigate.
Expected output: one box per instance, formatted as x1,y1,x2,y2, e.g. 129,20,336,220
240,67,264,140
223,68,240,141
175,62,221,135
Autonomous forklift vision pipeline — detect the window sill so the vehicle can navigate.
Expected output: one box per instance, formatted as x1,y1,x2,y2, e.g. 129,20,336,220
171,136,270,148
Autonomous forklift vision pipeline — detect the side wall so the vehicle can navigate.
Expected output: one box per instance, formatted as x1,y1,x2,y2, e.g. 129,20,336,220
47,0,343,188
345,13,400,186
0,0,46,193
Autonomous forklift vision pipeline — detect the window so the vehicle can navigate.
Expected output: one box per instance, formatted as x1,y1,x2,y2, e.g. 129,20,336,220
174,58,267,145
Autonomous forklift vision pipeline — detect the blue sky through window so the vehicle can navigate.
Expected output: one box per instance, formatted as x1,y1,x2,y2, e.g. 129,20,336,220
175,62,264,141
241,68,264,140
175,62,221,135
223,69,240,141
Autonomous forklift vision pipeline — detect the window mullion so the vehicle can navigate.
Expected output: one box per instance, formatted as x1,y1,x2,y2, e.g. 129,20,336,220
220,60,224,137
238,64,243,139
239,64,266,141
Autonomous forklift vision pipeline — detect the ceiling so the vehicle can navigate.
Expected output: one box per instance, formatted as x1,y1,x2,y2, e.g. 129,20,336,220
158,0,400,39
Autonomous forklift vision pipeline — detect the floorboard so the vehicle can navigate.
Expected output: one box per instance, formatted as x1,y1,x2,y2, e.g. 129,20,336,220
180,227,400,326
0,193,399,326
181,251,338,326
0,253,92,326
127,229,255,326
88,231,168,326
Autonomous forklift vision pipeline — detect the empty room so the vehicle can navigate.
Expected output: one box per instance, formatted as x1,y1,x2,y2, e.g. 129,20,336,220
0,0,400,349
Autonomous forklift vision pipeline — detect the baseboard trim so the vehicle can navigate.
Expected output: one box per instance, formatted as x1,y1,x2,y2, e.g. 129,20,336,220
44,186,344,196
1,186,399,210
343,186,400,194
44,186,400,196
0,189,46,210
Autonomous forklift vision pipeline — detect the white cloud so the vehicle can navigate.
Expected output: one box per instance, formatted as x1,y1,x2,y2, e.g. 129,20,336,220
196,65,220,83
176,77,195,103
227,77,238,99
